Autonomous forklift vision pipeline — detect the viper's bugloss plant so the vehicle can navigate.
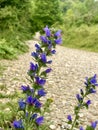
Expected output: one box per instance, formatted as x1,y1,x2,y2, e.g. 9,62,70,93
12,26,62,130
66,74,98,130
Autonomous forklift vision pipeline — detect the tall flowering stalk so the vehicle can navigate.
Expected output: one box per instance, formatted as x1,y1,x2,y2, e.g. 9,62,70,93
67,74,98,130
12,26,62,129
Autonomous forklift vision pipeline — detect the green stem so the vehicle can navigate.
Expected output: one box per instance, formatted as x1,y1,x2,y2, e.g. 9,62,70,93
70,93,87,130
70,110,79,130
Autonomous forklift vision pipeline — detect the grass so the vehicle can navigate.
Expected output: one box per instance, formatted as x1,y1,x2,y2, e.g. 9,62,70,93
0,64,6,76
0,90,24,129
60,24,98,53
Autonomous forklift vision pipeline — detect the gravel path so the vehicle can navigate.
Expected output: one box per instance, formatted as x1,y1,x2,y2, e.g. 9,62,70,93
0,39,98,130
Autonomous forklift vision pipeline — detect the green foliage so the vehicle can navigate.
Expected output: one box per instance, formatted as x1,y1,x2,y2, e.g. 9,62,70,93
31,0,62,32
60,24,98,52
60,0,98,26
0,0,34,59
55,0,98,53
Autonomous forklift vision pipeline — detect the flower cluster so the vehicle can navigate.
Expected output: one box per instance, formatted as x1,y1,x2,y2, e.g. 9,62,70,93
12,26,62,129
67,74,98,130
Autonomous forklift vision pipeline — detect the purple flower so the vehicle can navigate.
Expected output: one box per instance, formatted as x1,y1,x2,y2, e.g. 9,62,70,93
91,121,98,129
32,98,38,104
35,116,44,125
80,126,84,130
26,96,33,105
40,53,52,64
40,53,47,63
54,30,61,37
18,99,26,110
30,113,37,120
30,62,38,71
40,36,48,43
21,85,30,92
67,115,72,121
35,44,41,51
86,100,91,106
26,96,39,107
45,68,52,73
89,88,96,93
47,60,52,64
90,74,98,86
48,40,52,45
31,52,39,58
21,85,34,93
35,100,42,108
13,119,24,129
51,50,56,54
38,89,46,96
35,77,46,86
44,26,51,37
76,94,83,102
55,38,62,44
85,74,98,86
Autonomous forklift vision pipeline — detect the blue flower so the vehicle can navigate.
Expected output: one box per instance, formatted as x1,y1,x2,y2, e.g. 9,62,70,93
80,126,84,130
35,44,41,51
32,98,38,104
35,116,44,125
35,100,42,108
18,99,26,110
85,74,98,86
26,96,33,105
86,100,91,106
38,89,46,96
13,119,24,129
47,60,52,64
90,74,98,86
51,50,56,54
45,68,52,73
31,52,39,58
26,96,38,106
40,53,47,63
76,94,83,102
54,30,61,37
40,36,48,43
67,115,72,121
30,113,37,120
40,53,52,64
55,38,62,44
89,88,96,93
44,26,51,37
21,85,30,92
30,62,38,71
21,85,34,93
48,40,52,45
35,77,46,86
91,121,98,129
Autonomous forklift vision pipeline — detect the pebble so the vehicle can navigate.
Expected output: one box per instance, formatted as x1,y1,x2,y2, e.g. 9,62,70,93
49,125,56,130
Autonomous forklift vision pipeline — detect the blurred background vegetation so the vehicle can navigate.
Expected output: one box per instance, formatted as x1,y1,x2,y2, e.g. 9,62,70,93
0,0,98,59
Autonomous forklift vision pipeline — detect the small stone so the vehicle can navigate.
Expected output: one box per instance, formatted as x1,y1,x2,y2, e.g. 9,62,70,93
49,125,56,130
4,108,10,112
79,113,84,117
